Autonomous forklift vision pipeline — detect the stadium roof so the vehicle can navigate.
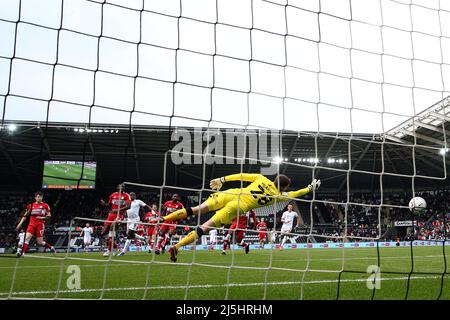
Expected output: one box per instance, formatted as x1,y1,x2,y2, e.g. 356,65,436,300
385,96,450,148
1,106,449,194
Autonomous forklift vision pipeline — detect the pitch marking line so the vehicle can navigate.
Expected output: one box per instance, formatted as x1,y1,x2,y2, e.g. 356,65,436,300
0,275,446,297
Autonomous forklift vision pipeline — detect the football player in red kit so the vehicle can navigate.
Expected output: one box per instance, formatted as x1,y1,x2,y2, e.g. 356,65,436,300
143,204,160,251
155,194,184,255
256,217,268,249
15,191,56,257
100,183,131,256
222,209,258,255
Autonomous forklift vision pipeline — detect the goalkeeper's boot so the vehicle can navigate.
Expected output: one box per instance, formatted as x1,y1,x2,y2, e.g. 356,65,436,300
117,251,125,257
244,243,250,254
168,247,178,263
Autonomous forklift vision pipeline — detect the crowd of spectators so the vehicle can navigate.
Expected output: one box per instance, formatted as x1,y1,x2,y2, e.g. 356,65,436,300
416,217,450,241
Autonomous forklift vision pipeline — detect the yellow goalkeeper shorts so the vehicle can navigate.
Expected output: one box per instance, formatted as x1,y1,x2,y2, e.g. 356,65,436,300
205,188,247,227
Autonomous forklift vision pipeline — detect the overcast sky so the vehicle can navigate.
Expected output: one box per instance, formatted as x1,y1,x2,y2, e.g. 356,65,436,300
0,0,449,134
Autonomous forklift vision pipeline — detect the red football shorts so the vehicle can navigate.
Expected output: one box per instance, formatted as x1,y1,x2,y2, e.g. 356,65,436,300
228,221,246,242
104,212,125,228
27,222,45,238
159,220,177,233
147,225,158,237
227,229,245,243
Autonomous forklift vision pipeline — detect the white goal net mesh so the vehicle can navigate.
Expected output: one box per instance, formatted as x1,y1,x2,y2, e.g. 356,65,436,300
1,0,450,300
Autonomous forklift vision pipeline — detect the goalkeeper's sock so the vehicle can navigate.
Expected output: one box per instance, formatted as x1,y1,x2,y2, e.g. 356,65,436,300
174,230,199,250
164,207,194,222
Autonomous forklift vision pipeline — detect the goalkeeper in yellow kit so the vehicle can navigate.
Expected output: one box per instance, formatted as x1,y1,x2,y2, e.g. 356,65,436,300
161,173,321,262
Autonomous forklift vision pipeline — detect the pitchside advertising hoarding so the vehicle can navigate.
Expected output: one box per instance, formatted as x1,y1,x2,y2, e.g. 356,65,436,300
3,241,450,254
121,241,450,252
177,241,450,250
179,241,450,250
394,221,418,227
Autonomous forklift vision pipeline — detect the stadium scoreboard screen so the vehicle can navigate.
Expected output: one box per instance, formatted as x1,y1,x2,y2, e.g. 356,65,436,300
42,160,96,190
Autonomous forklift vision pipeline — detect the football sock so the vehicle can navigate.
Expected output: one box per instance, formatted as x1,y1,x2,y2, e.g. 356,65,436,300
174,230,198,250
163,208,188,222
123,239,132,252
134,234,145,241
156,236,164,250
107,237,113,251
44,242,52,249
223,240,229,251
162,234,171,249
161,236,167,249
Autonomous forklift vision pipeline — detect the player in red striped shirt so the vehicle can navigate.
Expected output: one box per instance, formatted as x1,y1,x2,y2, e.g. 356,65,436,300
15,191,56,257
256,217,268,249
143,204,160,251
222,209,258,255
100,183,131,256
155,194,184,255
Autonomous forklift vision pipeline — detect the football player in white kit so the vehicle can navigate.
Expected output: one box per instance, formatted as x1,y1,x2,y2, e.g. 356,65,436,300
80,223,94,252
16,228,25,256
117,192,151,256
208,228,218,250
280,203,301,247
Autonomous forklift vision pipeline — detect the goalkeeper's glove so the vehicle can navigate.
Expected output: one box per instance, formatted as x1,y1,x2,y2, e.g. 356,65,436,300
308,178,321,191
210,177,225,191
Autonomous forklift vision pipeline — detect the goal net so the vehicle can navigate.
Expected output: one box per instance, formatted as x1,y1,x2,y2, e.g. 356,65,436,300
1,0,450,300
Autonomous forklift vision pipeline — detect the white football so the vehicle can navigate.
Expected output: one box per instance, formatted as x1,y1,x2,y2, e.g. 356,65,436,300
409,196,427,213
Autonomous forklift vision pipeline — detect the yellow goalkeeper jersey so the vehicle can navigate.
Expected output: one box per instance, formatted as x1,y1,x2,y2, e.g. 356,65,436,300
222,173,311,212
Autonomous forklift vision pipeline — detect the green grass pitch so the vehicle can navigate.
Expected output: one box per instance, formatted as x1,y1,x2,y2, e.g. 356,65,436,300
1,246,450,300
43,164,96,187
